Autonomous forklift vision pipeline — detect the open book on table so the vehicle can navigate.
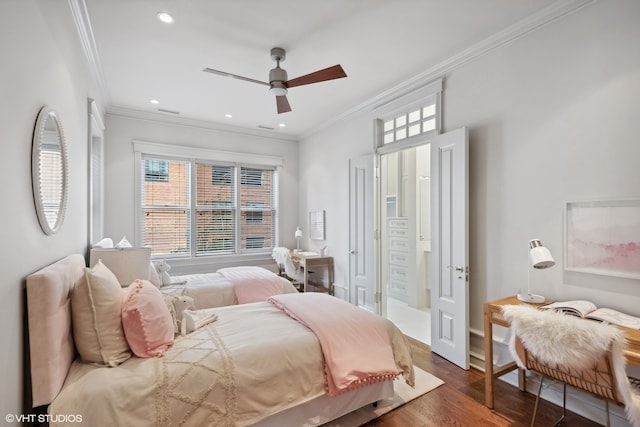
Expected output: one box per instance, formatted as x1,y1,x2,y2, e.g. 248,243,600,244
541,300,640,329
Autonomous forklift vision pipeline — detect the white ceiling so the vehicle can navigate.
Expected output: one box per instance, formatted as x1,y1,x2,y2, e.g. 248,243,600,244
82,0,570,138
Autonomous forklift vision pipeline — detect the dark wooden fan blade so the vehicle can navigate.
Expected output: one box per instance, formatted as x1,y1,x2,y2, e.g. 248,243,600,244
202,68,270,86
276,95,292,114
286,65,347,88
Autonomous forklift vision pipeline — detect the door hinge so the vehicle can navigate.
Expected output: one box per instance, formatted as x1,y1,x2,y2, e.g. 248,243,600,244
375,292,381,304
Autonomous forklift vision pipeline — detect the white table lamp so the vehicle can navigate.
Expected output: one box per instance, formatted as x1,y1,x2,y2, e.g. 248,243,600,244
517,238,555,303
294,226,302,251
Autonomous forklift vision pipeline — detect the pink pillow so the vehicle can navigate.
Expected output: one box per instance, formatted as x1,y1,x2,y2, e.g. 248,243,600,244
122,279,174,357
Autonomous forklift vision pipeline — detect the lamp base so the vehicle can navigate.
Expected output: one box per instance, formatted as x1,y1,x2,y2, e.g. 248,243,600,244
517,292,546,304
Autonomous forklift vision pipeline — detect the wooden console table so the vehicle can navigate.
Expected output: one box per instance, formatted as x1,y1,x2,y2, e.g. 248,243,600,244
484,295,640,408
290,251,334,295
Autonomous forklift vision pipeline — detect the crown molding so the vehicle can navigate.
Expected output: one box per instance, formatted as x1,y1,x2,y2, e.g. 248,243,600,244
300,0,594,140
68,0,111,108
107,106,299,143
69,0,593,142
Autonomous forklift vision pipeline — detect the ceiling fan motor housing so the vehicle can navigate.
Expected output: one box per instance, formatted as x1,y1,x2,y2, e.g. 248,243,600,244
269,66,288,84
269,64,288,96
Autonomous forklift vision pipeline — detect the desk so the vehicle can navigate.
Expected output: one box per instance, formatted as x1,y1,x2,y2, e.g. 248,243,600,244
290,252,334,295
484,295,640,409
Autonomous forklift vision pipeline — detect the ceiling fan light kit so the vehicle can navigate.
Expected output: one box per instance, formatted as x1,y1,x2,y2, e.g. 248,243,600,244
204,47,347,114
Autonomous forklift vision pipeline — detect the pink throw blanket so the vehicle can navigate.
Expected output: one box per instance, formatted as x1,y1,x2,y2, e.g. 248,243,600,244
268,293,399,397
218,266,285,304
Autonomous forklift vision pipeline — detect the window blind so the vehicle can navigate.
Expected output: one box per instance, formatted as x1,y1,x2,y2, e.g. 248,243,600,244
139,154,277,257
140,156,190,256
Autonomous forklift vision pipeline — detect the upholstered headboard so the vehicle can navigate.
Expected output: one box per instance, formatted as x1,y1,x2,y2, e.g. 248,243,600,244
26,254,85,407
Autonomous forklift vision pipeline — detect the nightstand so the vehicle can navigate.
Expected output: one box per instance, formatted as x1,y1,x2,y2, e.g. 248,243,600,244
290,251,334,295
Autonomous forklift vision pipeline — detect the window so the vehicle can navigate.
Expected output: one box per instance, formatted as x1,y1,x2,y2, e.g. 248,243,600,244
241,168,264,186
374,78,442,154
141,158,190,255
139,153,278,258
246,237,265,249
382,103,437,145
246,211,264,224
212,165,232,185
144,159,169,182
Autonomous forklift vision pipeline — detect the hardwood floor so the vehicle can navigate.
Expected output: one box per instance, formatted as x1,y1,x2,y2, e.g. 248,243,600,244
366,336,603,427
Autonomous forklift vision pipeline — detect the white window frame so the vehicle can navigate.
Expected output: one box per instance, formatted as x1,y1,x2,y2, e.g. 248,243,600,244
133,141,283,261
374,79,442,155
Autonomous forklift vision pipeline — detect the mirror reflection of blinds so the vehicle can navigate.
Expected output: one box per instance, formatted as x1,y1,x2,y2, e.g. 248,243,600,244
141,154,277,257
39,149,64,227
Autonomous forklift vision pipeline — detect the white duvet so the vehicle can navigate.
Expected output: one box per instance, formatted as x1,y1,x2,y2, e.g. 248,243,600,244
162,272,297,309
50,302,325,426
50,301,413,427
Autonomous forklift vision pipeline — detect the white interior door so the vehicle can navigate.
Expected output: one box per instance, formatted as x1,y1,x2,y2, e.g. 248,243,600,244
430,127,469,369
349,154,375,311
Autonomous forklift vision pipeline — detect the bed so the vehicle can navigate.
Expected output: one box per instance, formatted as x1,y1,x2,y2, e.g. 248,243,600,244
26,254,414,426
162,267,298,309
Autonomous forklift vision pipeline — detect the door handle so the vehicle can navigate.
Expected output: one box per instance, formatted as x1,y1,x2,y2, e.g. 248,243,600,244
447,265,464,272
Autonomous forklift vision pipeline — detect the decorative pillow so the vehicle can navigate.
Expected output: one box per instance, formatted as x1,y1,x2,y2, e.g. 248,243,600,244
122,280,175,357
71,260,132,366
148,262,162,288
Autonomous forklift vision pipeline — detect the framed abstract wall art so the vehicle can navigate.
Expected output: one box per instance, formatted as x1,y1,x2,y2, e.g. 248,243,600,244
565,199,640,279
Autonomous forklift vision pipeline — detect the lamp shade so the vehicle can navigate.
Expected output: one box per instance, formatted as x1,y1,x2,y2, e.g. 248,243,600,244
528,239,555,269
294,226,302,239
518,238,554,303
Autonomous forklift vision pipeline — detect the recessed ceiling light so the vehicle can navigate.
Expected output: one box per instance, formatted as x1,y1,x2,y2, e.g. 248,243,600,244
156,12,175,24
150,99,159,104
278,123,286,128
225,114,233,118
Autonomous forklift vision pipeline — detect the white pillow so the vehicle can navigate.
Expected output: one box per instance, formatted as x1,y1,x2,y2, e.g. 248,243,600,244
71,260,131,366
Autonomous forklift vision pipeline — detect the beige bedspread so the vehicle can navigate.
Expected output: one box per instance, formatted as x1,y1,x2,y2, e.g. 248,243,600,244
50,302,325,426
50,301,413,426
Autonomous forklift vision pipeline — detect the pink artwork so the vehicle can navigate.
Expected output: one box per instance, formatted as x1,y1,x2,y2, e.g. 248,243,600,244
565,200,640,279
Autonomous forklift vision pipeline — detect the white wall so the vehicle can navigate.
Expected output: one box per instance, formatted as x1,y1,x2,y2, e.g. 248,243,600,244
298,113,374,292
102,114,299,273
299,0,640,333
0,1,92,421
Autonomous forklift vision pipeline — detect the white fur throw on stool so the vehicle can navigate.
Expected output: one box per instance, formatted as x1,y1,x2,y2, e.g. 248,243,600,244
502,304,640,427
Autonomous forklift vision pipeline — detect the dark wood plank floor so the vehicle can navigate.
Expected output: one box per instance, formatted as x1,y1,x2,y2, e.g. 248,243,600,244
365,336,602,427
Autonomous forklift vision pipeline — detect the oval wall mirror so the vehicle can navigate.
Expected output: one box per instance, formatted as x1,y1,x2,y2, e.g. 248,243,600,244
32,106,68,235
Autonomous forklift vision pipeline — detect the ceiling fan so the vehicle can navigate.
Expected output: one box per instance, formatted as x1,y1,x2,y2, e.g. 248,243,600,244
203,47,347,114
